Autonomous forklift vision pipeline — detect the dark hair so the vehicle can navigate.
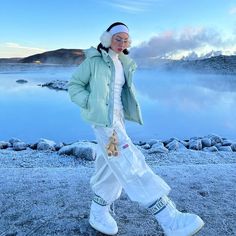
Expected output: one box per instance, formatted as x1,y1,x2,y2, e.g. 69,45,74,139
97,22,129,55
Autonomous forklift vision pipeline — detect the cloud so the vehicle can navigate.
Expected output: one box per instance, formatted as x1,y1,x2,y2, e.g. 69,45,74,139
101,0,158,13
5,42,45,52
229,7,236,15
130,27,226,59
0,42,46,58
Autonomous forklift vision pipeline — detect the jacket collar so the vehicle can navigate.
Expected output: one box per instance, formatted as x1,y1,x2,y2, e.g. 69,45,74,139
84,47,137,70
118,52,137,71
85,47,136,71
101,49,136,86
84,47,137,84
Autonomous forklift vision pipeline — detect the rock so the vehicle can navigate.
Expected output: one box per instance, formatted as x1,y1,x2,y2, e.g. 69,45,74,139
58,142,96,161
13,141,27,151
166,140,187,151
206,134,223,145
183,139,189,142
222,139,233,146
37,138,57,151
148,141,168,154
29,143,38,150
189,136,202,140
177,142,187,150
55,142,64,151
201,138,212,148
133,140,146,146
166,140,178,151
58,145,74,155
147,139,158,146
9,138,21,146
203,146,218,152
215,143,223,149
217,146,233,152
231,143,236,151
179,140,189,148
189,139,202,150
40,80,68,91
0,141,10,149
16,79,28,84
90,140,97,144
142,143,151,149
162,137,178,146
73,146,95,161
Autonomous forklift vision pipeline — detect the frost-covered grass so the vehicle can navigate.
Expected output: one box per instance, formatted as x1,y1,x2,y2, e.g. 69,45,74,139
0,149,236,235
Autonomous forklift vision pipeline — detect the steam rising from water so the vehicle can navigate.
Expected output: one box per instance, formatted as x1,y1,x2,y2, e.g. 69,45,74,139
0,64,236,142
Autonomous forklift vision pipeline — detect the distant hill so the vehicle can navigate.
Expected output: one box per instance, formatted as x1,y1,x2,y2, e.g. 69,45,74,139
0,58,22,63
1,48,236,74
135,55,236,74
165,55,236,74
19,48,85,64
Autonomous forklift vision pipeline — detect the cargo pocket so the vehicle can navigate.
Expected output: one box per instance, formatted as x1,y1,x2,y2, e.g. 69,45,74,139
111,142,145,179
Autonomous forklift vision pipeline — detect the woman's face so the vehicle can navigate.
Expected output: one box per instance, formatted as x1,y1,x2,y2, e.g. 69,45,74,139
110,32,129,53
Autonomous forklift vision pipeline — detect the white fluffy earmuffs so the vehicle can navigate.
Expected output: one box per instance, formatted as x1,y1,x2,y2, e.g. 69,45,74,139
100,31,112,48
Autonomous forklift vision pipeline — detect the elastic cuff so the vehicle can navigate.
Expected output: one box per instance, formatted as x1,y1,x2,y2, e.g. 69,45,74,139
148,195,170,215
93,194,109,206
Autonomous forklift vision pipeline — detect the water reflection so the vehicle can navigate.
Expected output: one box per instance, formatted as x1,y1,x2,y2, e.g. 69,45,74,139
127,69,236,141
0,64,236,143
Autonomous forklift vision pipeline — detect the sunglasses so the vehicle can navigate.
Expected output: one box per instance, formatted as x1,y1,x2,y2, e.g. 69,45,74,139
113,37,129,44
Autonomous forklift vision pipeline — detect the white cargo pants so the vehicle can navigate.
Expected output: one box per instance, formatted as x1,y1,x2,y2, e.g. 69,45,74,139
90,109,171,208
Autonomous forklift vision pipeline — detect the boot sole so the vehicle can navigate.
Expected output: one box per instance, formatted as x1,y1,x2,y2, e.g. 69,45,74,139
89,218,118,235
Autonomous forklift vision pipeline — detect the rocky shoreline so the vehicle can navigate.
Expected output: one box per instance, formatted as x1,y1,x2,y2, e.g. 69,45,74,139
0,137,236,236
1,135,236,236
39,80,69,91
1,134,236,162
15,79,69,91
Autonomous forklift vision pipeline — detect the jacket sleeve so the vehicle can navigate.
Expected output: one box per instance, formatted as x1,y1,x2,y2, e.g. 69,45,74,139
68,58,91,109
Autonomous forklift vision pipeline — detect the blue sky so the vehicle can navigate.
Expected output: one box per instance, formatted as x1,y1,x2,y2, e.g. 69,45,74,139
0,0,236,59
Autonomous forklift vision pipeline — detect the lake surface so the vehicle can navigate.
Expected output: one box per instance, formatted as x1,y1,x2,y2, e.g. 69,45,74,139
1,63,236,143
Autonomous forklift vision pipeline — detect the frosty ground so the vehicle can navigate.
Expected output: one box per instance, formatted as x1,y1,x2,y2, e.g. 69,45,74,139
0,148,236,236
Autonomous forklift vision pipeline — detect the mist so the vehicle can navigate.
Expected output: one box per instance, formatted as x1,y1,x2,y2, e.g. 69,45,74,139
0,63,236,142
128,68,236,141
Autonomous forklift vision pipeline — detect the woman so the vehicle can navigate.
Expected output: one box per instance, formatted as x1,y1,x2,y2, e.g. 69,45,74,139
68,22,204,236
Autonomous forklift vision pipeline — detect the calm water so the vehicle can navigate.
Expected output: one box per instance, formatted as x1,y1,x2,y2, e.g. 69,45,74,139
0,63,236,143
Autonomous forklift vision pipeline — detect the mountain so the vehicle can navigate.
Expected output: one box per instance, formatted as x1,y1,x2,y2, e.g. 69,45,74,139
19,48,84,64
135,55,236,74
1,48,236,74
165,55,236,74
0,58,22,63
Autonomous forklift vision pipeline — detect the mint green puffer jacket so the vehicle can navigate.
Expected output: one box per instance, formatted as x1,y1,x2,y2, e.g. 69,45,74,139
68,47,143,127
